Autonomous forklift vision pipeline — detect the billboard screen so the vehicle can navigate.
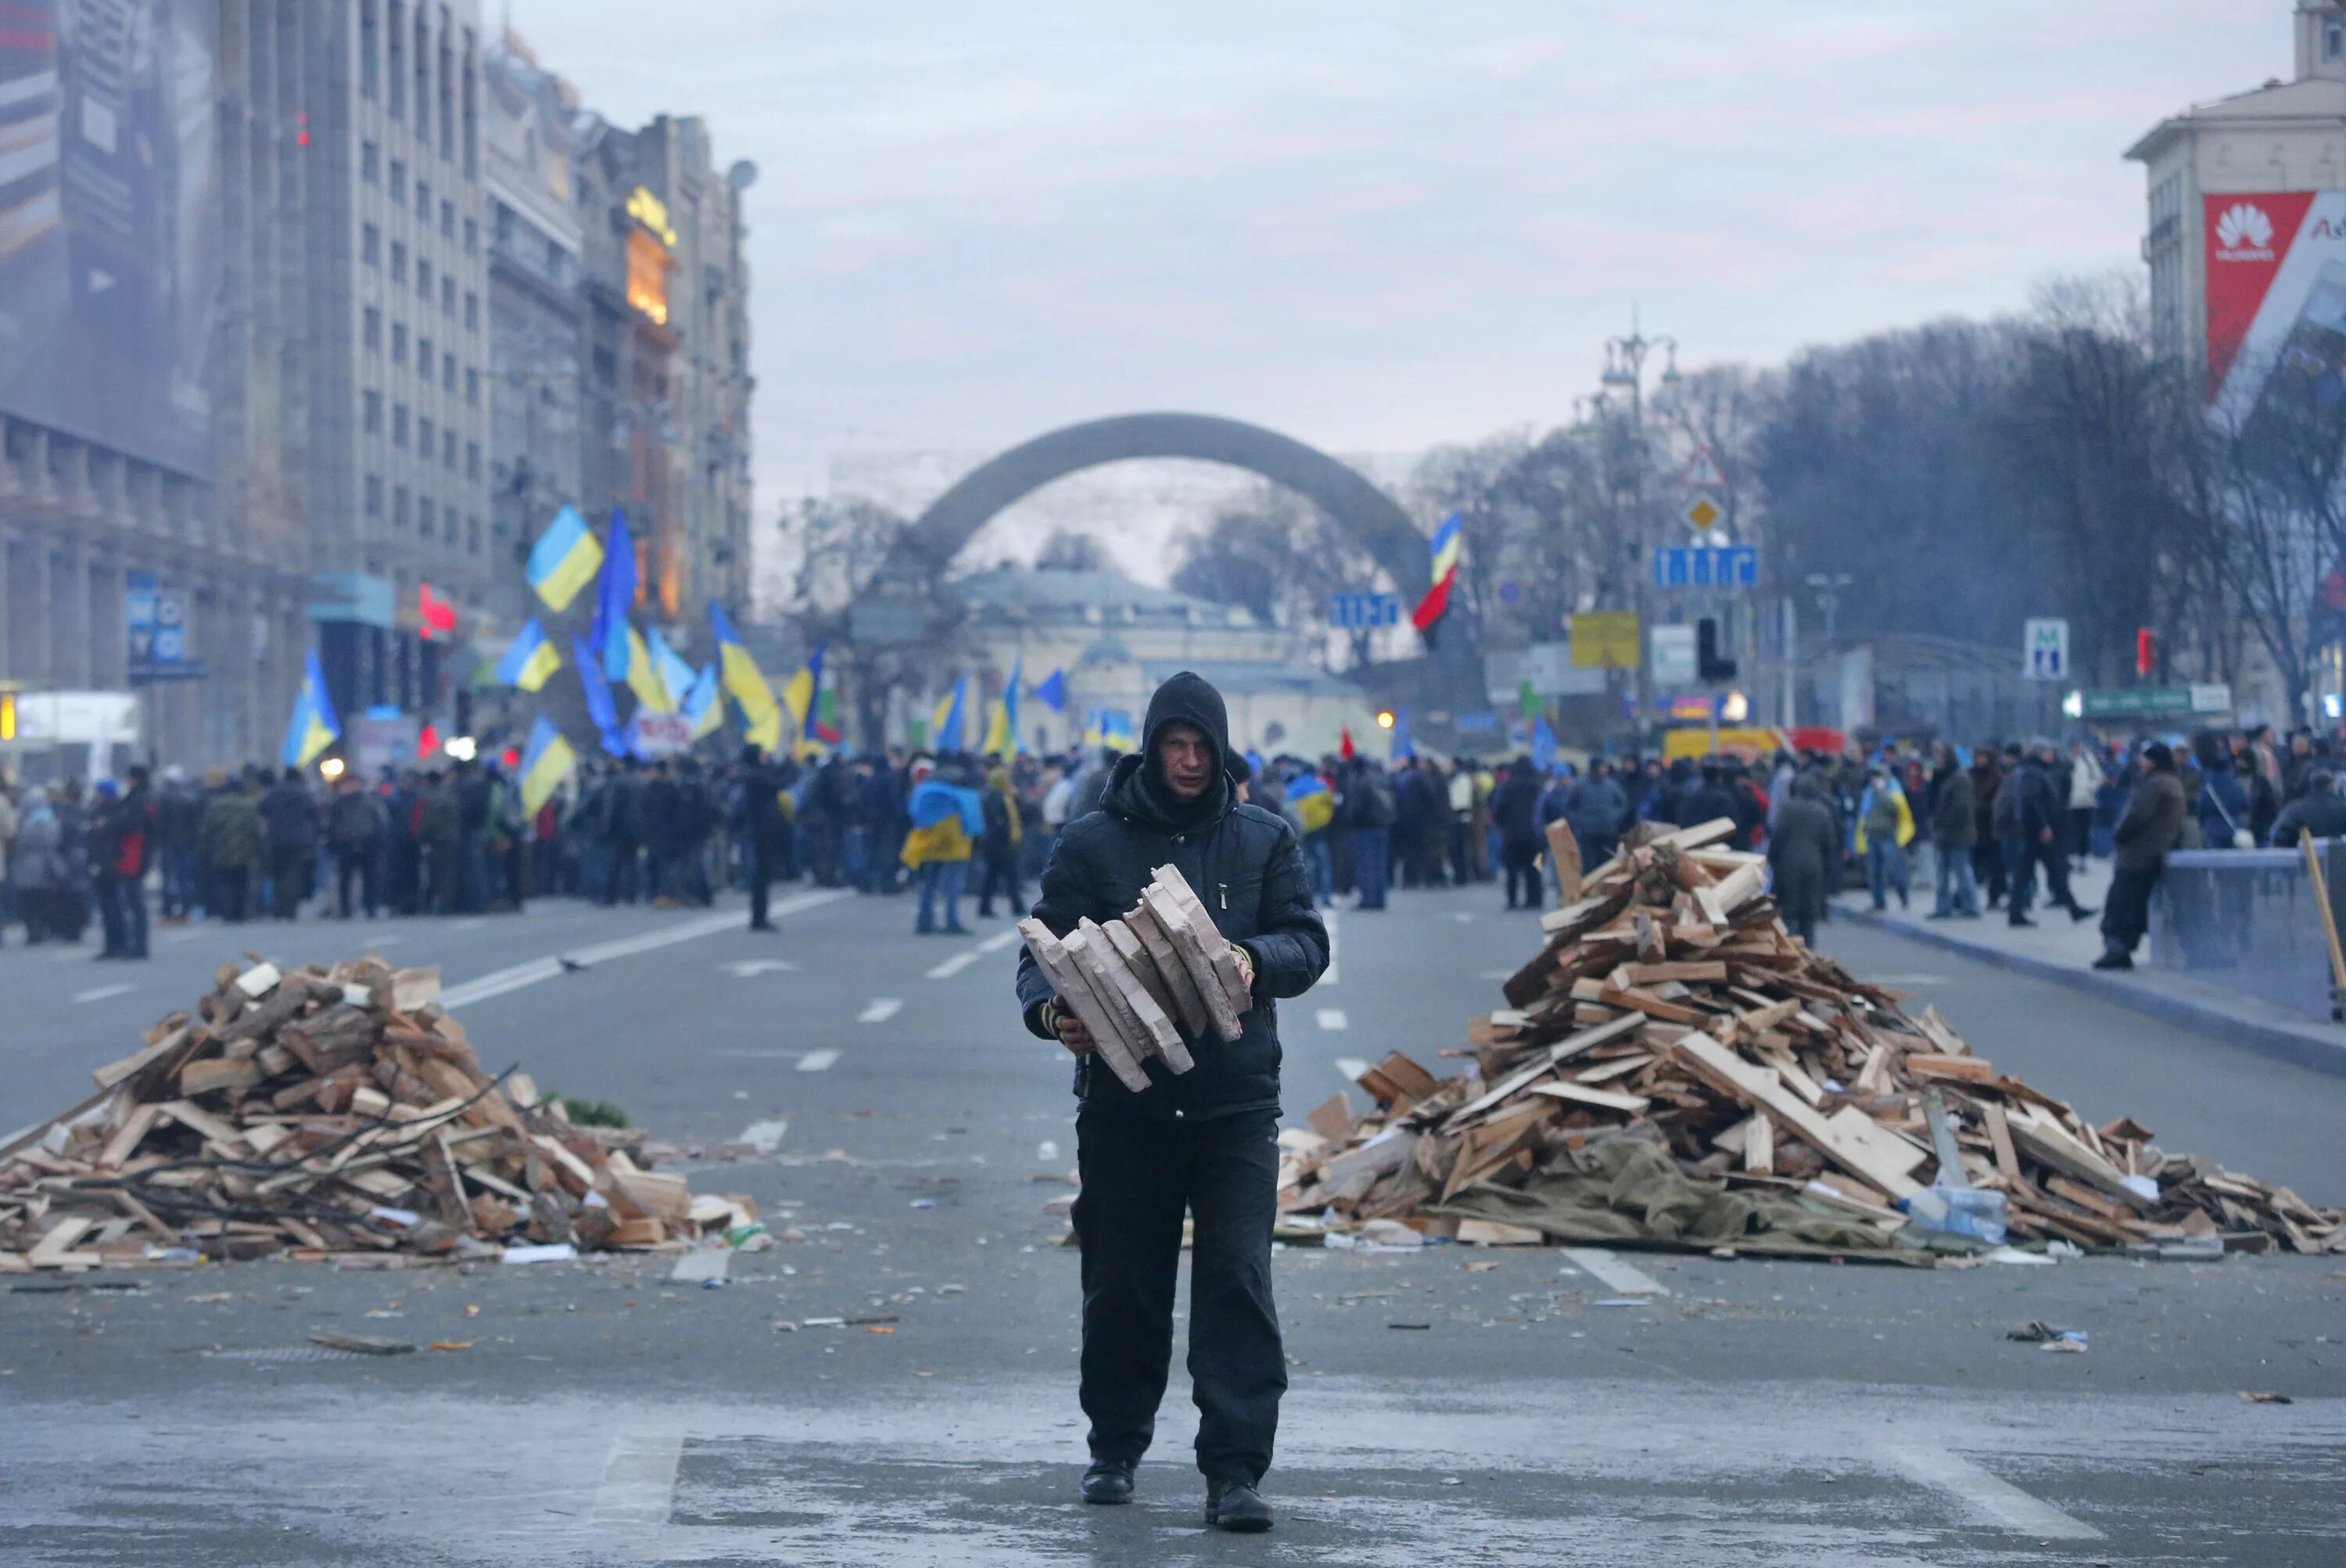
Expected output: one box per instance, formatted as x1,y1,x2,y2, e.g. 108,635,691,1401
0,1,217,477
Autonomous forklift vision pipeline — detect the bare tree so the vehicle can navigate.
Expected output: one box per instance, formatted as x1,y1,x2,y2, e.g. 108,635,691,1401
1170,484,1379,662
1035,529,1110,572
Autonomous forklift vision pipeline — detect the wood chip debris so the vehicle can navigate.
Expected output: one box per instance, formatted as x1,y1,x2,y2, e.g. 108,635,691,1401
1276,819,2345,1258
0,956,755,1271
1021,863,1250,1092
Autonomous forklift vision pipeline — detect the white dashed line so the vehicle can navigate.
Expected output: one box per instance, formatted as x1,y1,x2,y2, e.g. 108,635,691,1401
737,1118,789,1154
589,1423,687,1527
439,891,848,1008
1885,1444,2104,1539
796,1050,841,1073
978,928,1021,953
1315,1008,1349,1032
722,959,796,978
926,949,984,980
858,998,904,1024
72,983,135,1004
1561,1247,1670,1297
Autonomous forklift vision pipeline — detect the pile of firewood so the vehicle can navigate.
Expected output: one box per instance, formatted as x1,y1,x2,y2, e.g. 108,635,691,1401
1021,864,1252,1092
0,956,741,1271
1279,820,2344,1257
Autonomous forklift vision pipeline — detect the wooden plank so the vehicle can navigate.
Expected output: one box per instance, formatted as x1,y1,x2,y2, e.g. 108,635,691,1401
1141,886,1243,1042
1440,1014,1645,1128
1671,1033,1923,1200
1078,917,1189,1069
1126,902,1214,1038
179,1057,263,1098
1021,920,1152,1093
1101,919,1190,1071
2005,1109,2154,1213
1544,817,1583,906
1654,817,1737,852
92,1026,190,1091
1304,1093,1354,1143
1823,1105,1931,1178
1066,924,1163,1067
1907,1053,1995,1083
1151,867,1254,1011
27,1216,96,1267
1745,1111,1775,1175
1526,1081,1652,1115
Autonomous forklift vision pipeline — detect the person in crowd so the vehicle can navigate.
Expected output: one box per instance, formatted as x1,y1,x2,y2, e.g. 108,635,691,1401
1560,758,1626,870
1969,744,2007,911
2064,741,2103,873
1927,744,1979,919
1769,775,1838,945
328,772,388,919
902,754,976,935
1014,670,1326,1531
255,766,316,920
1488,755,1544,910
737,745,788,932
2096,741,2188,971
1340,754,1394,910
0,780,16,945
198,770,264,924
2270,766,2346,845
1853,763,1914,912
597,758,643,906
11,787,70,942
1676,761,1739,835
95,766,156,959
2195,741,2255,850
974,762,1026,918
2009,743,2094,926
154,767,202,923
1445,759,1476,887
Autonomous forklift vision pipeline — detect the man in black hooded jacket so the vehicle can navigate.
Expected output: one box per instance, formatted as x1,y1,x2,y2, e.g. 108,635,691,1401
1015,670,1328,1533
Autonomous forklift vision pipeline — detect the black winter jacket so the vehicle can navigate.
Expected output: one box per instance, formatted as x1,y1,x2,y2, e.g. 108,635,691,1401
1015,672,1329,1120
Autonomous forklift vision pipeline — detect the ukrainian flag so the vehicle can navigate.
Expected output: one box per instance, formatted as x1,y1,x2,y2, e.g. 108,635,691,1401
526,505,605,613
1288,772,1335,833
683,664,723,741
781,644,821,741
930,673,967,752
572,634,626,755
518,716,577,816
981,654,1021,755
647,626,698,709
708,601,782,743
279,650,342,770
618,625,675,714
494,618,562,693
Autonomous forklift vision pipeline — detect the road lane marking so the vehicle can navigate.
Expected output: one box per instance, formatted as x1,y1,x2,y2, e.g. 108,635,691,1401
723,959,797,977
72,983,135,1004
737,1118,789,1154
978,928,1021,953
590,1422,687,1527
440,891,848,1009
797,1050,841,1073
1886,1444,2104,1539
926,948,984,980
1321,908,1340,985
1561,1247,1670,1297
858,998,903,1024
1316,1008,1349,1031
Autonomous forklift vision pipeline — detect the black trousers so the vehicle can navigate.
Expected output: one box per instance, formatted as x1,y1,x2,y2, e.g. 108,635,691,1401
1074,1110,1285,1484
335,849,376,919
2101,863,2161,953
747,843,774,928
1973,841,2006,907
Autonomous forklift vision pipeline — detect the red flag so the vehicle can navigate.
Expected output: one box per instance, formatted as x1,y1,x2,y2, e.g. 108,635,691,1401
1340,727,1356,759
1410,568,1455,633
418,583,457,639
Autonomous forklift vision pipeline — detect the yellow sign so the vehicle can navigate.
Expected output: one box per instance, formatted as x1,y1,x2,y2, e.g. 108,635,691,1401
1681,494,1724,531
625,185,677,248
1569,611,1641,668
1663,726,1785,761
0,691,13,741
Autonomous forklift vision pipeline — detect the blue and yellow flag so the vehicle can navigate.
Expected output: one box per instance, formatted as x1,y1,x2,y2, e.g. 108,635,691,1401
279,650,342,770
526,505,604,613
518,716,577,817
572,635,626,756
594,508,637,679
617,625,674,714
708,601,781,748
647,626,698,710
982,655,1021,755
683,664,723,741
494,618,562,693
929,674,967,753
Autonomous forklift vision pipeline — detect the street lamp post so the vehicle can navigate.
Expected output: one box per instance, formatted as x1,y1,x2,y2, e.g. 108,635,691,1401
1597,312,1681,747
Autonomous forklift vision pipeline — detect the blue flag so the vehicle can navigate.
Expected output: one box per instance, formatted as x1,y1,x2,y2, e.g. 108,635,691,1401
573,634,626,755
1531,717,1558,773
1032,667,1067,713
594,508,637,680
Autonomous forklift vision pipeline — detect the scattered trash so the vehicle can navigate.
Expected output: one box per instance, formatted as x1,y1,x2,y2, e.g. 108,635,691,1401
428,1340,474,1351
863,1325,895,1335
2007,1322,2087,1350
307,1329,415,1356
1463,1259,1501,1272
1387,1322,1432,1330
910,1199,936,1210
1591,1297,1648,1308
501,1243,578,1266
1038,1141,1060,1162
2240,1390,2294,1405
771,1319,799,1333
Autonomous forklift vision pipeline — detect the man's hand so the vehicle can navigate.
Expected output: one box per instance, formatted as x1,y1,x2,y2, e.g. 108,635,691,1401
1229,942,1255,992
1051,998,1096,1057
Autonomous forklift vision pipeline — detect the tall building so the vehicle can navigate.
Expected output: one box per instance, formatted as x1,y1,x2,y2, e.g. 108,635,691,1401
2129,0,2346,418
576,113,755,642
303,0,494,723
479,28,585,627
0,2,311,772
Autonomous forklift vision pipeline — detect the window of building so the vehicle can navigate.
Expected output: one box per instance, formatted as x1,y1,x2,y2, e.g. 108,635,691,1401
417,179,431,221
389,0,406,118
441,275,454,316
362,141,379,182
418,414,434,457
2330,16,2344,59
467,515,481,555
390,160,405,201
363,307,382,350
441,198,455,239
463,291,478,330
461,32,478,177
361,0,380,98
463,217,478,254
417,334,432,376
414,9,431,145
417,496,432,537
365,473,383,517
443,429,457,470
363,389,382,434
417,257,432,300
392,404,409,447
465,366,479,407
390,240,407,284
444,504,460,544
465,440,480,480
362,224,380,266
393,485,410,528
443,352,457,393
391,322,407,364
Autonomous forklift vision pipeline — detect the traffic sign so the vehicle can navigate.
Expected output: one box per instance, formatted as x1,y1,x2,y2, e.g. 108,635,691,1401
1650,624,1698,685
2023,617,2069,681
1680,493,1725,532
2075,684,2231,719
1652,546,1757,588
1329,592,1401,630
1569,610,1640,667
1680,447,1727,489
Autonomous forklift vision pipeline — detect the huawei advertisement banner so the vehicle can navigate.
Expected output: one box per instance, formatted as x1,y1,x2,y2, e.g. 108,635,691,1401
2204,190,2346,426
0,2,219,478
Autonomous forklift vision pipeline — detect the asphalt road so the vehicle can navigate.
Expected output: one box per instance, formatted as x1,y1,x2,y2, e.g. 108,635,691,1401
3,884,2342,1566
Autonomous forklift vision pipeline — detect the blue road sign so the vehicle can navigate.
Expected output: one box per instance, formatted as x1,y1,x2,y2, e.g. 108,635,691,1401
1329,592,1401,629
1652,546,1757,589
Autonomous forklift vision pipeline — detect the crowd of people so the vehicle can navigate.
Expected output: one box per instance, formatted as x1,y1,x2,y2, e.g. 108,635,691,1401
7,723,2344,973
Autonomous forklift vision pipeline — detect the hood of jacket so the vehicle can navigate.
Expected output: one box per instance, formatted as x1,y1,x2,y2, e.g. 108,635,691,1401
1101,670,1235,831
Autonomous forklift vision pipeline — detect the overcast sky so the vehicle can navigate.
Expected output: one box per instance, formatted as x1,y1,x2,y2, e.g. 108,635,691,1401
509,0,2286,504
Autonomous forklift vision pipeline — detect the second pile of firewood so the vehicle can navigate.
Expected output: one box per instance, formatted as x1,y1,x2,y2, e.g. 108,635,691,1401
1021,863,1252,1091
1,956,743,1272
1278,819,2344,1258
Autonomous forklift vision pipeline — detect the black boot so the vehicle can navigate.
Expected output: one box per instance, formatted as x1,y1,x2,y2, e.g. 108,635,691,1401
1205,1478,1274,1532
1081,1459,1135,1505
